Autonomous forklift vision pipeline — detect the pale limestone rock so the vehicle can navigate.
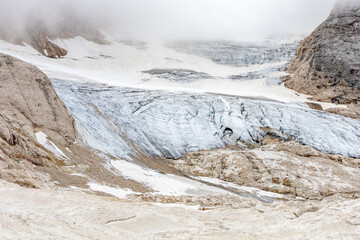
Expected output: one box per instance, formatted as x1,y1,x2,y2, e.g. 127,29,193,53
169,140,360,199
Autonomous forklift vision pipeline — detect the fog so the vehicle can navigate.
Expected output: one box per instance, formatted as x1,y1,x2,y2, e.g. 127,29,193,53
0,0,340,41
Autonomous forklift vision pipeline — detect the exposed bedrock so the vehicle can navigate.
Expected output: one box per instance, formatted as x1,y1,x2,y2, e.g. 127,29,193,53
0,54,75,147
0,14,107,58
287,0,360,111
169,140,360,200
0,53,75,186
29,31,68,59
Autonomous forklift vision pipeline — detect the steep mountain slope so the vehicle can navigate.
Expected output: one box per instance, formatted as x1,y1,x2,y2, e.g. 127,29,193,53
0,53,76,186
286,0,360,117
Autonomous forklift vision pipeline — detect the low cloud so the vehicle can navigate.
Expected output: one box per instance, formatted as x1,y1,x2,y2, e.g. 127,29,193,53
0,0,338,41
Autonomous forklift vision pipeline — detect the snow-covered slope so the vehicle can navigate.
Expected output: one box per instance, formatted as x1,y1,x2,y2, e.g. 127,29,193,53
0,37,346,109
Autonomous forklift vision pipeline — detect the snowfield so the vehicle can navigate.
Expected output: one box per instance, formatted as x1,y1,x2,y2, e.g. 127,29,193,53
0,37,347,109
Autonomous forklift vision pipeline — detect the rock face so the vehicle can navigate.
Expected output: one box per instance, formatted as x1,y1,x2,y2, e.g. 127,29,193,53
0,54,76,144
286,0,360,105
0,53,76,186
29,32,68,59
0,27,69,59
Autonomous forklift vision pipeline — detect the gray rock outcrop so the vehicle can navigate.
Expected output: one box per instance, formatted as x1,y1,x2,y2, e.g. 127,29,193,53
286,0,360,106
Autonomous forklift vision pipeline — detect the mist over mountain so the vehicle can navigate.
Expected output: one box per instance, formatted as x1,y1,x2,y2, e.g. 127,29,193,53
1,0,360,239
0,0,338,41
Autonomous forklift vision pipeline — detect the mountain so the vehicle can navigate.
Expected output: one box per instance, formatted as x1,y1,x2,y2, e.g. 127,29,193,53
0,53,75,186
0,12,106,59
0,1,360,238
286,0,360,118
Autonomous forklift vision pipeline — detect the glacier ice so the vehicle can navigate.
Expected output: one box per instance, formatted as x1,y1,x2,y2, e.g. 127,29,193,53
52,79,360,160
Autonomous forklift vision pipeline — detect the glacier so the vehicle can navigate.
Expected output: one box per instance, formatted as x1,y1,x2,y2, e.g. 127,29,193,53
53,79,360,160
2,36,359,200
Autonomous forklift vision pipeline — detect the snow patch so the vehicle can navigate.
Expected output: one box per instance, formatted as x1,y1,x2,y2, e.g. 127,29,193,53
35,132,69,160
110,160,197,196
0,38,348,108
110,160,228,196
88,182,137,199
219,96,231,111
70,173,87,178
151,202,200,210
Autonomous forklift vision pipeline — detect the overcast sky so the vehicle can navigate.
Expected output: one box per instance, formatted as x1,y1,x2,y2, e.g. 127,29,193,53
111,0,338,40
0,0,338,41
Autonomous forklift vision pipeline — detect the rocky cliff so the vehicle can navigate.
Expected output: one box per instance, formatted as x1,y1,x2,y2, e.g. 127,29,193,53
0,53,77,186
21,20,107,58
286,0,360,108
